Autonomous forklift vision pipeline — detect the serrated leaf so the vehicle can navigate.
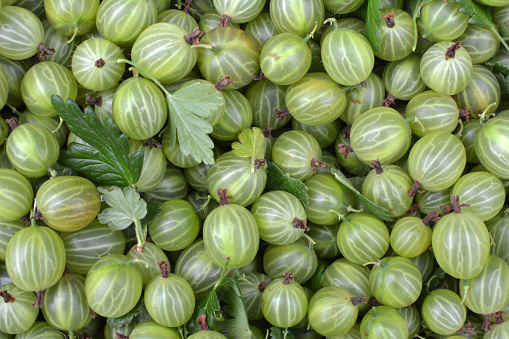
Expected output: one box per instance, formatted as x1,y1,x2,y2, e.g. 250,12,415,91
187,290,223,333
52,96,143,186
487,60,509,94
456,0,492,27
266,161,309,208
269,327,296,339
330,168,392,221
166,82,223,165
495,73,509,95
411,0,434,51
107,298,144,328
231,127,265,160
97,186,147,230
365,0,383,53
216,276,252,339
309,263,326,293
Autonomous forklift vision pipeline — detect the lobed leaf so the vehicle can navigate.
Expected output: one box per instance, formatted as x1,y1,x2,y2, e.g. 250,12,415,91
365,0,383,53
187,290,223,333
456,0,492,28
140,200,163,229
269,327,296,339
97,186,147,230
231,127,265,160
216,276,252,339
166,82,223,165
485,58,509,95
107,298,144,328
330,168,392,221
52,96,143,186
266,161,309,208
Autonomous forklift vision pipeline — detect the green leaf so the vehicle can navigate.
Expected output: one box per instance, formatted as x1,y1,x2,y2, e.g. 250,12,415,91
365,0,383,53
330,168,392,221
52,96,143,186
265,161,309,208
309,263,326,293
456,0,509,51
97,186,147,230
166,82,223,165
140,200,163,229
499,21,509,39
187,290,223,333
495,73,509,95
269,327,296,339
107,297,144,328
425,267,447,293
485,58,509,95
231,127,265,160
410,0,434,51
216,275,252,339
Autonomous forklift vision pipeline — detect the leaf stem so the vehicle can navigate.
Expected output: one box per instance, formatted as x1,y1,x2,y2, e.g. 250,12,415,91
133,218,146,252
213,258,231,291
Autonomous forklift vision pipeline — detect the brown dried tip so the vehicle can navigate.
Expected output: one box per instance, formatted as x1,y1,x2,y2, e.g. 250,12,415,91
445,41,462,61
359,80,367,88
219,14,233,27
258,281,270,293
0,290,15,303
369,159,383,175
253,70,266,80
337,144,354,159
274,107,291,122
184,27,204,45
85,94,103,107
95,58,106,68
255,159,267,170
482,314,492,331
27,54,41,65
382,12,395,28
422,211,440,226
283,273,294,285
218,188,232,206
405,203,420,216
63,266,70,276
183,0,192,13
79,333,92,339
116,334,129,339
21,213,31,226
135,245,145,253
457,322,476,335
292,218,310,232
350,296,367,306
441,195,470,214
263,127,274,138
311,158,328,173
459,108,471,123
33,210,47,223
38,43,55,59
343,124,352,139
382,93,397,107
141,138,162,150
215,75,233,91
6,117,18,131
368,297,383,306
32,290,45,308
91,311,98,319
407,180,425,198
197,314,209,331
492,311,505,325
158,261,171,278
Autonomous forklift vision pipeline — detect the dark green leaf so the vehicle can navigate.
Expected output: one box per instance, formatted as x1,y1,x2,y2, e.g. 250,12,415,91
425,267,447,293
309,264,326,293
269,327,296,339
365,0,383,53
107,298,144,328
266,161,309,208
216,276,252,339
498,21,509,39
140,200,163,229
166,82,223,165
52,96,143,186
410,0,434,51
53,167,76,177
486,59,509,95
495,73,509,95
330,168,392,221
187,290,223,334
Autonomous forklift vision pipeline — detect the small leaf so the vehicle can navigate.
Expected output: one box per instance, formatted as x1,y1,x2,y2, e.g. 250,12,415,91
330,168,392,221
231,127,265,160
216,276,252,339
166,82,224,165
107,298,144,328
425,267,448,293
309,264,326,293
52,96,143,186
269,327,296,339
187,291,223,334
456,0,492,27
486,58,509,95
97,186,147,230
365,0,383,53
495,73,509,95
498,21,509,39
266,161,309,208
410,0,434,51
